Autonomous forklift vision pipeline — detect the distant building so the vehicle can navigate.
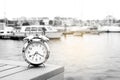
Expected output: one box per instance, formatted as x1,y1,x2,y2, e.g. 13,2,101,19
104,15,116,26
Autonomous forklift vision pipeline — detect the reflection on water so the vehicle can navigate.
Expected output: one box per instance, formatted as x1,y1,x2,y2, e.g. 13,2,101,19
0,33,120,80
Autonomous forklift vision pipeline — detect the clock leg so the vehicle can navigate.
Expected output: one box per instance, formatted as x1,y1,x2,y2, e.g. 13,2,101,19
27,64,32,68
41,63,45,67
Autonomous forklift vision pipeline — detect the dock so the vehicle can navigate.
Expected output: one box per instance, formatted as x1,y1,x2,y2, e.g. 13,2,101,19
0,60,64,80
0,34,25,40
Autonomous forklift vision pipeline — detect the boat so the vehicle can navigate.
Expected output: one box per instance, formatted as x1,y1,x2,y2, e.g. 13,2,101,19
73,31,84,36
0,23,14,39
72,26,101,35
13,25,63,39
98,26,120,33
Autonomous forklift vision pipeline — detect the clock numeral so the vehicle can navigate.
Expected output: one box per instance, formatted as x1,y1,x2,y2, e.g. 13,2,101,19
32,44,34,47
36,44,39,46
28,51,30,54
42,47,45,50
29,55,32,57
39,44,41,47
39,57,41,60
42,54,44,57
43,51,46,53
35,58,38,61
29,47,32,50
32,56,34,60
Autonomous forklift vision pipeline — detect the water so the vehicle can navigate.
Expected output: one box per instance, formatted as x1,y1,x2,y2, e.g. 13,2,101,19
0,33,120,80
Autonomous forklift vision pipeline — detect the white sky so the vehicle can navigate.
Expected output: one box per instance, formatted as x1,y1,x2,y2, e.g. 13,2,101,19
0,0,120,20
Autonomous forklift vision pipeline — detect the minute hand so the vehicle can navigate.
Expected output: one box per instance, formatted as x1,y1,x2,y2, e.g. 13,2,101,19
37,53,44,57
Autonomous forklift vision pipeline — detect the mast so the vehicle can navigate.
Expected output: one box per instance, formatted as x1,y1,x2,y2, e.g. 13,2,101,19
4,0,7,26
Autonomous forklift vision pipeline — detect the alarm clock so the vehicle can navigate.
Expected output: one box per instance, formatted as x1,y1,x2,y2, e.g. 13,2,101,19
22,35,50,66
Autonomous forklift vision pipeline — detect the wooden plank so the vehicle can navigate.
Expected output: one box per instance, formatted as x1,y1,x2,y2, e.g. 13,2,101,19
0,65,18,72
0,66,28,78
0,64,7,67
0,60,64,80
47,73,64,80
0,60,28,67
0,64,5,66
0,64,64,80
31,65,64,80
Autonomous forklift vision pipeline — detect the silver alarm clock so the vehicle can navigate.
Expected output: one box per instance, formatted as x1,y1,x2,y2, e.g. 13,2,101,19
22,35,50,66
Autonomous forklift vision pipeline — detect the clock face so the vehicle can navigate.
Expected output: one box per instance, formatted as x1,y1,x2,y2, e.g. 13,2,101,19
23,42,48,65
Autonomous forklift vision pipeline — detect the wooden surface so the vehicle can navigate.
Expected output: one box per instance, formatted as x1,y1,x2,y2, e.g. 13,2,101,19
0,60,64,80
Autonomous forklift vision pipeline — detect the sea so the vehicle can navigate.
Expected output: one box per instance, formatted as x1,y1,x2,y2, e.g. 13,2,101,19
0,33,120,80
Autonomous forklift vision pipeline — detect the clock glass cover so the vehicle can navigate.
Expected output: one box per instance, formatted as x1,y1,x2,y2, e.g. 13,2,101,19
23,42,48,65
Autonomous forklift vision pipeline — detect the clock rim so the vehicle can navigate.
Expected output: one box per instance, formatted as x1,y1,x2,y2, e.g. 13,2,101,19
23,41,50,66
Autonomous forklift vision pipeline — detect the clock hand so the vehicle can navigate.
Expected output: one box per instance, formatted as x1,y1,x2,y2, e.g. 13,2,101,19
32,51,43,57
31,53,38,60
37,51,44,57
37,53,44,57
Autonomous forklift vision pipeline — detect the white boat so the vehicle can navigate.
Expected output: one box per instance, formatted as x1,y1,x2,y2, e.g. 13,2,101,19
0,23,14,38
98,26,120,32
13,25,63,39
